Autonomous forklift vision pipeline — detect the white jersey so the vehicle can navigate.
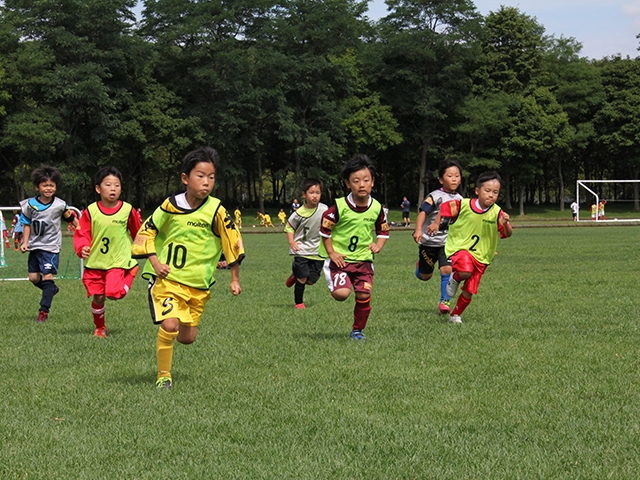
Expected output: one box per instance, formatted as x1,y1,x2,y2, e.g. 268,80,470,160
19,196,70,253
419,189,463,247
286,203,328,258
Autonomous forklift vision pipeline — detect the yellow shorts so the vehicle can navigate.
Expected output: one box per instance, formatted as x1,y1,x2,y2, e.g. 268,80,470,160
147,276,210,326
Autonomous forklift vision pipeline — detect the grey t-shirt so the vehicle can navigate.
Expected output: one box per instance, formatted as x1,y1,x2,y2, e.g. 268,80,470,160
286,203,328,258
20,196,71,253
419,189,463,247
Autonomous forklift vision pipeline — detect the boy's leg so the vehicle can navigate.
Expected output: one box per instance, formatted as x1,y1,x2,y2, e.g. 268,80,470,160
157,319,179,388
92,295,107,336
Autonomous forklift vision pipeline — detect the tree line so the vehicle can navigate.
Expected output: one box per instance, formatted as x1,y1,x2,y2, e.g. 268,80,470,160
1,0,639,214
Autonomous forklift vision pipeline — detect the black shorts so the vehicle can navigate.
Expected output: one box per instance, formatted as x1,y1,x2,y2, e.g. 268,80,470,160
292,257,324,284
418,245,450,275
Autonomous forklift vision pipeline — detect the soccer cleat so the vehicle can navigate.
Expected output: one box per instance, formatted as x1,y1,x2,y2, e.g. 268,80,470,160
285,274,296,288
93,326,108,338
446,273,459,297
350,329,366,341
156,376,172,389
36,310,48,323
294,303,306,309
449,314,463,324
439,300,451,315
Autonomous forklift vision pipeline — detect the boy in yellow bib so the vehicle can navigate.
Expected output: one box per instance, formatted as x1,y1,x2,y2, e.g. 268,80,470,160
439,171,512,324
132,147,245,389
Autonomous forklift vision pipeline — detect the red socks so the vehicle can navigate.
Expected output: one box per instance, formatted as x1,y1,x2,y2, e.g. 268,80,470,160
452,294,471,317
353,297,371,331
92,301,106,328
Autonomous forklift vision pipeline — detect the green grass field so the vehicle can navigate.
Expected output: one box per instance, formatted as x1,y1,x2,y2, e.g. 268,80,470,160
2,226,640,478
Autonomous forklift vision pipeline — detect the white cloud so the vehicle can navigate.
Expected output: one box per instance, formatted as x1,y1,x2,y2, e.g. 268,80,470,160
622,2,640,17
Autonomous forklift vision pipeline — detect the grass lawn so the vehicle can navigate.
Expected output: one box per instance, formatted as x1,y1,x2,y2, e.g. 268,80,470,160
1,225,640,478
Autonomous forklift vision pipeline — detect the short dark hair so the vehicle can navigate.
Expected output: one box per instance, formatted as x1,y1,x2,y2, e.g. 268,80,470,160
439,158,462,178
342,154,375,180
302,177,322,193
182,146,220,176
95,166,123,186
32,166,61,186
475,171,502,188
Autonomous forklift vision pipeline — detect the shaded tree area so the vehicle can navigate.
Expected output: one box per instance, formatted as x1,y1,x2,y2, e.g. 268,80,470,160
1,1,639,214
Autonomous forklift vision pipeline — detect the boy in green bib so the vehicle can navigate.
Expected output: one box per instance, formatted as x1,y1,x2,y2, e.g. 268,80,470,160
440,171,512,324
132,147,245,389
319,154,389,340
74,166,142,337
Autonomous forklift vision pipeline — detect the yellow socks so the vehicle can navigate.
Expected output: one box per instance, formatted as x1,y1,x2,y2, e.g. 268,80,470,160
156,327,178,379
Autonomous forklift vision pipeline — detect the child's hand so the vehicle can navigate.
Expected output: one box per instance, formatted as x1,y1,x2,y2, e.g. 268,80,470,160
425,222,439,237
81,246,91,259
368,243,382,254
20,243,28,253
412,229,423,244
329,251,346,269
501,212,511,225
289,241,301,252
154,263,171,279
229,281,241,296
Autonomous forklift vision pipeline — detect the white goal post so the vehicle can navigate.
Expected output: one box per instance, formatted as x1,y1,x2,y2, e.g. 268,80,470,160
576,180,640,222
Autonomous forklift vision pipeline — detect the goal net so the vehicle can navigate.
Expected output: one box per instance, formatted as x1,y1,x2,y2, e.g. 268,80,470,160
576,180,640,223
0,206,83,281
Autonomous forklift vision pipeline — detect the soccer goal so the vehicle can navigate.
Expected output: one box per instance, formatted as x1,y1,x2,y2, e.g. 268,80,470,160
576,180,640,222
0,206,83,281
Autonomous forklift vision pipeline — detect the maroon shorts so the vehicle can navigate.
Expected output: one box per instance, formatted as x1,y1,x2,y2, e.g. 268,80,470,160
449,250,488,295
82,267,135,299
324,260,374,294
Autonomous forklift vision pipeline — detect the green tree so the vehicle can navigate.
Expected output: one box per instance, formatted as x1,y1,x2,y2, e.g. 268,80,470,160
373,0,480,204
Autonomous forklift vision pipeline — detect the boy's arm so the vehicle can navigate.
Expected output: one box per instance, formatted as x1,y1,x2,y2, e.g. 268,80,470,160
322,236,345,268
73,209,92,259
214,205,245,267
132,214,171,278
229,263,241,296
369,207,390,254
20,224,30,252
286,231,300,251
127,207,142,239
499,211,513,238
413,210,427,243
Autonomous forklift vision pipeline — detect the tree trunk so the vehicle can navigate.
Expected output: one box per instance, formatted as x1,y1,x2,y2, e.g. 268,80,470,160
418,138,429,207
519,184,525,216
558,159,565,211
256,148,265,213
504,175,513,210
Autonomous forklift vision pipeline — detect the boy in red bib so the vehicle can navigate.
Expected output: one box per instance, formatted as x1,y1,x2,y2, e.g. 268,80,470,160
74,167,142,337
440,171,512,324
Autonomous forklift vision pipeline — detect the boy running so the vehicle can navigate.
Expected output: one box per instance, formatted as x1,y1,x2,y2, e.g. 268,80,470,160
132,147,244,389
413,159,463,315
320,154,389,340
441,171,512,324
284,178,328,309
74,167,142,337
20,166,79,322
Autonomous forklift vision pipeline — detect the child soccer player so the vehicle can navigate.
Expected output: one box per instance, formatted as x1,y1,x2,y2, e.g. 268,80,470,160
284,178,328,309
441,171,512,324
74,167,142,337
19,166,79,322
412,159,463,315
11,210,24,250
132,146,245,389
320,154,389,340
277,208,287,227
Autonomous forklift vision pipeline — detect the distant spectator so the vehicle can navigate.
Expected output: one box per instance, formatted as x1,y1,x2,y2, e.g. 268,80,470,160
400,196,411,226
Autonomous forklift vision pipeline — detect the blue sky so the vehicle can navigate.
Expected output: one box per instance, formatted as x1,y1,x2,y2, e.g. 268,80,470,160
367,0,640,59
